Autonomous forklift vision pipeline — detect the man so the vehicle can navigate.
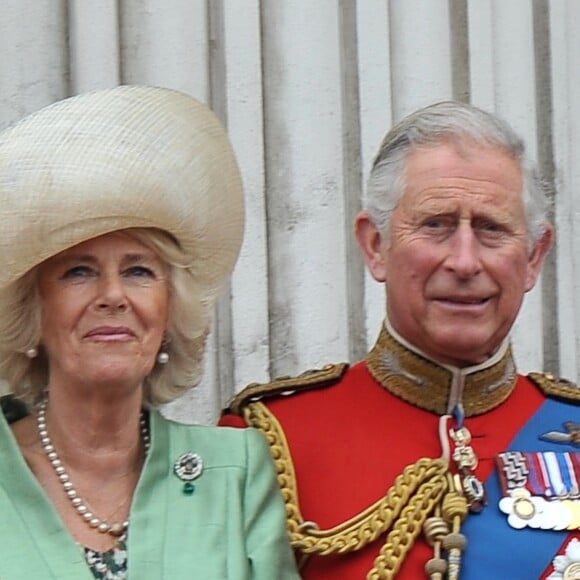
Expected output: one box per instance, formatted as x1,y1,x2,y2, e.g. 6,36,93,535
221,101,579,578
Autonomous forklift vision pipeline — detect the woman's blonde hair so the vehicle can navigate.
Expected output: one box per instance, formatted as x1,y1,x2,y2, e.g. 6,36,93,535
0,228,213,407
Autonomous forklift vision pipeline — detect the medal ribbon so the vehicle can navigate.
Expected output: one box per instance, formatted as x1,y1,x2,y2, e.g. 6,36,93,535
525,452,546,496
567,453,580,496
544,452,564,496
556,452,573,496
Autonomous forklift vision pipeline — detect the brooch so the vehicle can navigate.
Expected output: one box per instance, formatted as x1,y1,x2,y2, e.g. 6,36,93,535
173,452,204,495
541,422,580,448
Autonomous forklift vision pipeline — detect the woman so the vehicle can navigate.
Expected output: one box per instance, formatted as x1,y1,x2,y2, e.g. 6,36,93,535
0,86,299,579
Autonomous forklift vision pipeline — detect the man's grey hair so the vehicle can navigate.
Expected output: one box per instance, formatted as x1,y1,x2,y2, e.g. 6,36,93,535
365,101,550,248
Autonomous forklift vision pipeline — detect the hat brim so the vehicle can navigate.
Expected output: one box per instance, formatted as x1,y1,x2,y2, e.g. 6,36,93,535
0,85,244,300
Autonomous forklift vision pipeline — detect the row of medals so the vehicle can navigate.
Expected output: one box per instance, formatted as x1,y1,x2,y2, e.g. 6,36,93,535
497,450,580,531
451,430,580,579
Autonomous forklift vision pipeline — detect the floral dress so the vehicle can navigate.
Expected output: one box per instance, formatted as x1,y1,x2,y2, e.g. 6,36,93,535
84,536,128,579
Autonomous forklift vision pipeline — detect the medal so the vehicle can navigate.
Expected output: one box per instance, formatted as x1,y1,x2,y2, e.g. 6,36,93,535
450,424,487,512
540,421,580,448
497,451,580,531
549,538,580,579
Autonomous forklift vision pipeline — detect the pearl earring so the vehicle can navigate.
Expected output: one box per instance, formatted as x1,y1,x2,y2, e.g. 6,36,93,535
157,334,170,365
25,346,38,359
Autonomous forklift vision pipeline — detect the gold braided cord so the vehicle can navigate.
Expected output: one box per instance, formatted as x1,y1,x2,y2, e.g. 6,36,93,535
367,473,450,579
440,474,469,580
244,401,451,565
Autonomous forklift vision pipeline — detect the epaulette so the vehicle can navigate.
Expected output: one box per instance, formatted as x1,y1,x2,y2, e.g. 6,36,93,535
527,371,580,403
226,362,349,415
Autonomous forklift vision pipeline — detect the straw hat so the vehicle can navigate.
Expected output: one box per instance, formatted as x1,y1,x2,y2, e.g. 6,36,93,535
0,85,244,300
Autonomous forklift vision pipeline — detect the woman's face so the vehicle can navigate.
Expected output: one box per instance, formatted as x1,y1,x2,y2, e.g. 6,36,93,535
37,232,170,391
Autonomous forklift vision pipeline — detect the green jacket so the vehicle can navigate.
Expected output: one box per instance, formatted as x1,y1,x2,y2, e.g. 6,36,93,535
0,409,299,579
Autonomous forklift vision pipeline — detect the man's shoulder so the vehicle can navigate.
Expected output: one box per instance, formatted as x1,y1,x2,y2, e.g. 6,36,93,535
224,362,351,416
526,371,580,403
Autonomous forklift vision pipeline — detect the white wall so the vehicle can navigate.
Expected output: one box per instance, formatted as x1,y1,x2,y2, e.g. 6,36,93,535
1,0,578,424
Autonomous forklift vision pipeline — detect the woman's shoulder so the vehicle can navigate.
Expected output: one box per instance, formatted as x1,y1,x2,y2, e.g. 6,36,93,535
155,412,268,466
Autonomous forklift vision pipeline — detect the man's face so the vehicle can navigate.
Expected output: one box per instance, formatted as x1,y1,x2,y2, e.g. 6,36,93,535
358,140,552,367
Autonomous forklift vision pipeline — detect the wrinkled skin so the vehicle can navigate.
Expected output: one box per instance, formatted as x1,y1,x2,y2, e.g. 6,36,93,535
356,141,553,367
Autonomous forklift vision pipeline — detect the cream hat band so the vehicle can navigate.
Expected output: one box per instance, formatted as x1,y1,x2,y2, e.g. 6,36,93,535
0,85,245,299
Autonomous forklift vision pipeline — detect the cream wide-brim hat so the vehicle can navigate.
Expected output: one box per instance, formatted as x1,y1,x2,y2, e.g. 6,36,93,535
0,85,244,300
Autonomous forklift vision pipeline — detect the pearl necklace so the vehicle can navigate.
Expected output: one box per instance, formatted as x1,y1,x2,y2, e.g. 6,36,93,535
37,400,150,537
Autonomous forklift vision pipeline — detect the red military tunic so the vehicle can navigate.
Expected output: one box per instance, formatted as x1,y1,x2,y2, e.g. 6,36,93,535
221,324,580,578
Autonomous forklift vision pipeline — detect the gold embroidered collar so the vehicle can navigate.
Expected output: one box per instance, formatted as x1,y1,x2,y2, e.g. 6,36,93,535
366,321,517,417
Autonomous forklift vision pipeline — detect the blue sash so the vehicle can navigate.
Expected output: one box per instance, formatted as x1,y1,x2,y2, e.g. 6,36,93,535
461,397,579,579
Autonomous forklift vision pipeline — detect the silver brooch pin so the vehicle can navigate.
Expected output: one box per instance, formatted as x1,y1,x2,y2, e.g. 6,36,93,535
174,452,203,495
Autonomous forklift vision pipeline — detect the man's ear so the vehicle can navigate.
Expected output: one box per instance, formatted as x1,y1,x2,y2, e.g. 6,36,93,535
525,222,555,292
355,211,389,283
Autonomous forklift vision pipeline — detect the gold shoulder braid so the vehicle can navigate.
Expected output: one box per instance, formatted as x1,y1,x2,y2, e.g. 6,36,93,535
243,401,468,579
226,363,349,415
527,372,580,402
